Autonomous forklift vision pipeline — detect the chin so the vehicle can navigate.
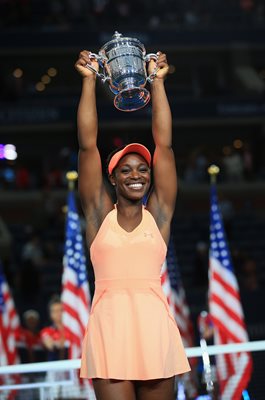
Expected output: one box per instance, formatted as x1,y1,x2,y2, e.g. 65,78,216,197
124,192,145,202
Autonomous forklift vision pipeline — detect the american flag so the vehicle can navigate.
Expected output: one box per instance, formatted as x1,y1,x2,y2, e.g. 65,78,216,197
162,237,194,349
208,184,252,399
61,190,91,359
0,262,20,399
161,238,197,397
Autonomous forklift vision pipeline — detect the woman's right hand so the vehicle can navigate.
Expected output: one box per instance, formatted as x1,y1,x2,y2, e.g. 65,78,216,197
75,50,99,79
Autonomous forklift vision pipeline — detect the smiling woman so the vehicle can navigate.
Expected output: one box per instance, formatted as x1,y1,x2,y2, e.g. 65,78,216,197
75,49,190,400
108,147,151,207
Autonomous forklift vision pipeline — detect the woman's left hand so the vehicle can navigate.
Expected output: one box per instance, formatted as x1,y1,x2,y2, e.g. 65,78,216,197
148,51,169,80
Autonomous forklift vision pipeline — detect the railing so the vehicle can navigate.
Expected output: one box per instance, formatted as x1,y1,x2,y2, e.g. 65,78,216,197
1,340,265,399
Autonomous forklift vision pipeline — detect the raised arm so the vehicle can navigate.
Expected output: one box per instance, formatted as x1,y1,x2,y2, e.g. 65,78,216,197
146,53,177,243
75,51,112,239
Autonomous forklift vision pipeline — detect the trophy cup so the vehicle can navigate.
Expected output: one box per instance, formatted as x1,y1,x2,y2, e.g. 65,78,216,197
86,31,158,112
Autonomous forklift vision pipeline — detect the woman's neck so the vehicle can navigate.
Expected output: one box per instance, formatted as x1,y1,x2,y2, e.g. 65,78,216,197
115,200,143,218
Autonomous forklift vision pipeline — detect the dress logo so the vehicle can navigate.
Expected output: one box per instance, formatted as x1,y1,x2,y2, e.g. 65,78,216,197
144,232,154,239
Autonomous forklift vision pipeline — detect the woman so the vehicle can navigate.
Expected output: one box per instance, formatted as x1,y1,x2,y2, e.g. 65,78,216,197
75,50,190,400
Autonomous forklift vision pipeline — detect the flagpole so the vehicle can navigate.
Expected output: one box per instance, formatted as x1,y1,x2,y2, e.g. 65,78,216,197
66,171,78,191
202,165,220,399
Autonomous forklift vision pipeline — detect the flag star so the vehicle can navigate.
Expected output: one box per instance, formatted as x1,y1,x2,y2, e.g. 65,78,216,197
221,250,228,257
210,234,216,240
215,223,221,230
217,232,223,239
67,249,74,256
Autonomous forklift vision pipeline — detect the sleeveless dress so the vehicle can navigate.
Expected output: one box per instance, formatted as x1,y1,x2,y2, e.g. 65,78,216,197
80,205,190,380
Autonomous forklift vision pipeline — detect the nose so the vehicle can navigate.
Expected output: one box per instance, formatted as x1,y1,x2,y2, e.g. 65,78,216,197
130,169,140,179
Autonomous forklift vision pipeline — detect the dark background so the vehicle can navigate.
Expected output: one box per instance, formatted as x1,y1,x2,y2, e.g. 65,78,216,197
0,0,265,383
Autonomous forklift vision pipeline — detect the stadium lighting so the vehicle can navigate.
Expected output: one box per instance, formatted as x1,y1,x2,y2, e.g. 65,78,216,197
35,82,45,92
41,75,51,84
47,67,58,77
0,144,18,160
233,139,243,149
13,68,23,78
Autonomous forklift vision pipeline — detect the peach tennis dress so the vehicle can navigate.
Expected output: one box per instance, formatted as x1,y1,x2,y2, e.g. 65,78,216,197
80,204,191,380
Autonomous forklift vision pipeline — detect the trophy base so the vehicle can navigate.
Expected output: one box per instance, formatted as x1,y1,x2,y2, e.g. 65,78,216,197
114,87,150,112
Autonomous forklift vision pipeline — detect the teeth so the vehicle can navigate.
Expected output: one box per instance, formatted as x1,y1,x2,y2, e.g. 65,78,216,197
128,183,143,188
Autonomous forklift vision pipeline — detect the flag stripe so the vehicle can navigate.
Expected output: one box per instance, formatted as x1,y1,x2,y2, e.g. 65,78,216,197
211,293,246,331
61,190,94,394
161,239,197,397
209,184,252,399
61,190,91,359
0,263,21,397
211,268,240,301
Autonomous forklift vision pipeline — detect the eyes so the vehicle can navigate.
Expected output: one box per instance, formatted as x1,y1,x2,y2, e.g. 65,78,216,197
120,165,149,174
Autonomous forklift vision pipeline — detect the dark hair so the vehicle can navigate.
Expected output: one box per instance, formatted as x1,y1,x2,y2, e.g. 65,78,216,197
48,294,61,311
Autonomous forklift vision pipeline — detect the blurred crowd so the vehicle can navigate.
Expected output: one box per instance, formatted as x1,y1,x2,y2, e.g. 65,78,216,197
0,146,78,190
15,296,71,364
181,141,265,184
0,141,264,191
0,0,264,30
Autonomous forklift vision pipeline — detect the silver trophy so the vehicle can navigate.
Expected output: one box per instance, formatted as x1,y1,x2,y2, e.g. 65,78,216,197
86,31,158,112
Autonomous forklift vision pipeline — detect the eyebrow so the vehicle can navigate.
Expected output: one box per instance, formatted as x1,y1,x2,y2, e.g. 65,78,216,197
120,163,149,168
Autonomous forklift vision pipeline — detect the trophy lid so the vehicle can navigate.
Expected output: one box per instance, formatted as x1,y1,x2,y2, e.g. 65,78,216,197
112,31,123,39
99,31,146,55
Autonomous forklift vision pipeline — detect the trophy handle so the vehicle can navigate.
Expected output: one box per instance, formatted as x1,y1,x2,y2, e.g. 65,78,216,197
85,53,110,83
144,53,159,83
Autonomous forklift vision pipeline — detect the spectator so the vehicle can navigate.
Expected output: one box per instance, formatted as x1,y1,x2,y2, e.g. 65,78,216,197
40,295,71,360
16,309,44,363
22,233,44,267
15,164,30,189
40,296,77,399
222,147,244,181
240,258,260,291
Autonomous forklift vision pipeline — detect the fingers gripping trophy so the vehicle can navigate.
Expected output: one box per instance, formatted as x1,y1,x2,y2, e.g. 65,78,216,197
75,31,169,111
